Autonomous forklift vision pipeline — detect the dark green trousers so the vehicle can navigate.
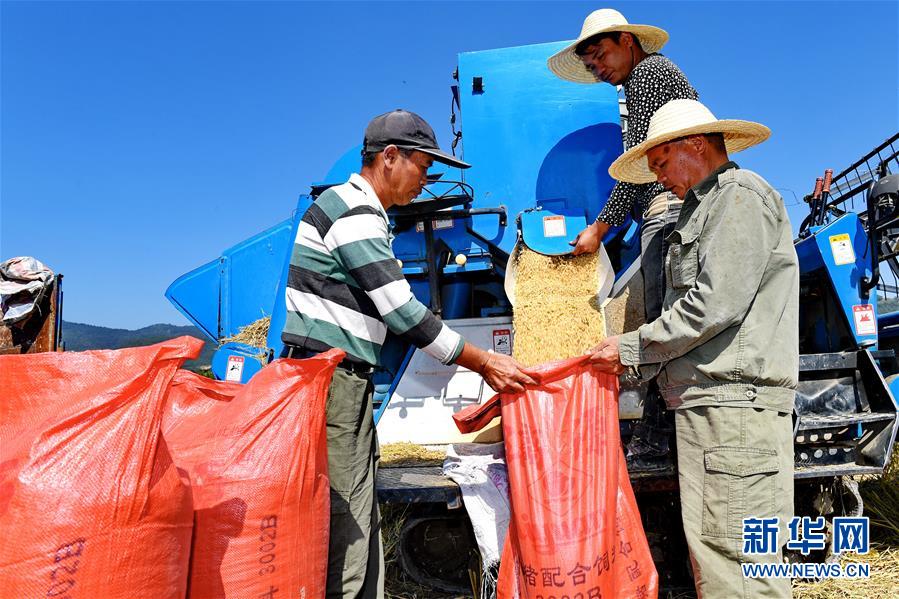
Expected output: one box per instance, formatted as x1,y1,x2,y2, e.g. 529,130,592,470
325,367,384,599
676,405,794,599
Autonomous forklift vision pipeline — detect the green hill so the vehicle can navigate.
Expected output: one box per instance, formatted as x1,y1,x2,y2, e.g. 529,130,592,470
61,321,216,371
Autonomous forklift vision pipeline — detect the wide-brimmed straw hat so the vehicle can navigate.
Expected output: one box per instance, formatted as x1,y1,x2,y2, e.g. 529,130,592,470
547,9,669,84
608,99,771,184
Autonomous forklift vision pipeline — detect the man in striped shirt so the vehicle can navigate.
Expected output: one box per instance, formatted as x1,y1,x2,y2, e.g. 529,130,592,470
282,109,534,598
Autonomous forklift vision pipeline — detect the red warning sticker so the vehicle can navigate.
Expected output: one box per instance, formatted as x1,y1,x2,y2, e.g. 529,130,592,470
853,304,876,336
492,329,512,355
226,355,245,382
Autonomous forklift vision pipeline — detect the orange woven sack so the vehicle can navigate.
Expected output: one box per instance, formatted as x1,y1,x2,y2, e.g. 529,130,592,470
0,336,204,599
455,356,658,599
162,350,343,599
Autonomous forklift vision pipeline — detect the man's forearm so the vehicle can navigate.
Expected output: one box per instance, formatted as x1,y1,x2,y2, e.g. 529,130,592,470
454,342,489,374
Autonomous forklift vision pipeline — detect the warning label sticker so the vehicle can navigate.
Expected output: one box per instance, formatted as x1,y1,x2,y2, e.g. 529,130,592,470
226,355,245,382
830,233,855,266
853,304,876,336
542,215,567,238
415,219,454,233
492,329,512,355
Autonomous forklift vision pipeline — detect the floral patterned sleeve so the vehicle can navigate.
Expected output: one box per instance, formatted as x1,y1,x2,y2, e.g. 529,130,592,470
597,54,698,227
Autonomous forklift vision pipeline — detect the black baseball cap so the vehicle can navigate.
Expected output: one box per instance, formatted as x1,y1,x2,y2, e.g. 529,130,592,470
363,109,471,169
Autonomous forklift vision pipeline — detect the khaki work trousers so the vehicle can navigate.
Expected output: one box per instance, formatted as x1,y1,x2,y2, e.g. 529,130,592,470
325,367,384,599
675,405,794,599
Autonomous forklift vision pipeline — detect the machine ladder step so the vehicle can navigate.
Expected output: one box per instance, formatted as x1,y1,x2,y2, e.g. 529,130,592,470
796,411,896,430
794,464,885,479
376,466,462,508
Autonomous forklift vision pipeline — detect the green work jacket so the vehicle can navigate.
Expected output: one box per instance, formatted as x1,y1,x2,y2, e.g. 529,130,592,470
618,163,800,412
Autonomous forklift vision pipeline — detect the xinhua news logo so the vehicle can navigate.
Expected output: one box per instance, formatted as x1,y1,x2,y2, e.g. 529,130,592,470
740,516,871,580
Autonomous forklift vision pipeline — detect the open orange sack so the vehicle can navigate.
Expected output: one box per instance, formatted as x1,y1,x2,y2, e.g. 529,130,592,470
455,356,658,599
0,336,203,599
162,350,343,599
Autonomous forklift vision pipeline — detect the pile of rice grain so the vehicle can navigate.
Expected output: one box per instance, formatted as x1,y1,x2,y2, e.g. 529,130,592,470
380,442,446,468
220,316,271,364
792,546,899,599
512,248,605,367
220,316,271,348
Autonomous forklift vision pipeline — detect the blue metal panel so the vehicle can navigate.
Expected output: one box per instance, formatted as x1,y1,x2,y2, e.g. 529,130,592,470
457,41,623,257
794,235,825,272
519,205,587,255
212,342,264,383
219,219,294,338
166,258,222,341
165,217,293,343
802,214,878,346
442,255,492,275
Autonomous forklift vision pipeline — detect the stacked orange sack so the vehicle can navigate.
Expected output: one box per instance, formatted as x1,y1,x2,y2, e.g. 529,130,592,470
162,349,343,599
0,336,204,599
455,355,658,599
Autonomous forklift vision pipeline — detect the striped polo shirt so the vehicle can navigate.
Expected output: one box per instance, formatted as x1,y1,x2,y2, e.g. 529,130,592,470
281,173,465,366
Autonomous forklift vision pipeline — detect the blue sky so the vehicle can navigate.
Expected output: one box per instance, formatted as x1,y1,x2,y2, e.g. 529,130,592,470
2,1,897,329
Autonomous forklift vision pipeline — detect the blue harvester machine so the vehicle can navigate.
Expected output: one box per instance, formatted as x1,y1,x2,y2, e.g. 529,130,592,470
167,40,899,591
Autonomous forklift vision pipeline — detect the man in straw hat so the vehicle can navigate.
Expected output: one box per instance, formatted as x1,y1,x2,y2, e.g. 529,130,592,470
281,109,535,597
550,9,698,469
589,98,798,598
